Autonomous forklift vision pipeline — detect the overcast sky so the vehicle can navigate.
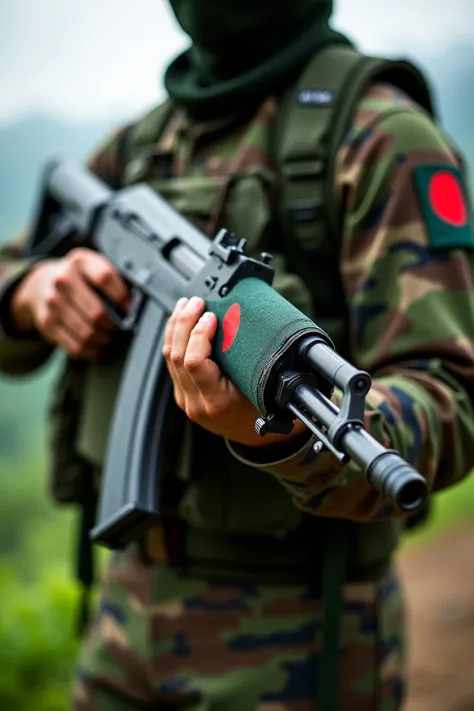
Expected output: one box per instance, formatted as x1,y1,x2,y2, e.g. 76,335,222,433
0,0,472,126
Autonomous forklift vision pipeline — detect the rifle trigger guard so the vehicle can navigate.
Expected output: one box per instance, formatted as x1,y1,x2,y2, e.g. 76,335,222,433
106,286,145,331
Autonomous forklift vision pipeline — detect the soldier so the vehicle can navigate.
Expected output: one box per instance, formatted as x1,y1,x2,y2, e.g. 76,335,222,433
1,1,474,709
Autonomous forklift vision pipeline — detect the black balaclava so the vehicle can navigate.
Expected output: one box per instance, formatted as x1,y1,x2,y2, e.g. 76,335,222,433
164,0,351,120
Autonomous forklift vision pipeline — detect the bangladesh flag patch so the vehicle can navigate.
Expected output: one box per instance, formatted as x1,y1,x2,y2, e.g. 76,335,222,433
413,164,474,249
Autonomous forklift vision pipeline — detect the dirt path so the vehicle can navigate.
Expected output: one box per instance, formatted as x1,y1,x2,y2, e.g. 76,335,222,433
397,523,474,711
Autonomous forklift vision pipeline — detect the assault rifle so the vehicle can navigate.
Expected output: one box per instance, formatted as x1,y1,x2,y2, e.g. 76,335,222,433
27,159,429,549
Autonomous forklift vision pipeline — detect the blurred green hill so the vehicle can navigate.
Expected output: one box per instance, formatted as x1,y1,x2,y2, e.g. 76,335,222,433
0,116,115,239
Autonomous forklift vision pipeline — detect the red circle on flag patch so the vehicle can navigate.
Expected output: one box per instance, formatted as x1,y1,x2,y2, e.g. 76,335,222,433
222,303,241,352
428,170,468,226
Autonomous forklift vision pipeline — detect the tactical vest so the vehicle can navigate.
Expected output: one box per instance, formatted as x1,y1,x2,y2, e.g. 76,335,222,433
49,46,436,577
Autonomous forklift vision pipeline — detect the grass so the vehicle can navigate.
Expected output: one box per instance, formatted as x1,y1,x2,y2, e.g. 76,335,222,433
403,470,474,548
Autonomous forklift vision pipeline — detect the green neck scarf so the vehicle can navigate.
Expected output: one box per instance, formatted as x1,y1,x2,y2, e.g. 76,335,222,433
164,0,351,120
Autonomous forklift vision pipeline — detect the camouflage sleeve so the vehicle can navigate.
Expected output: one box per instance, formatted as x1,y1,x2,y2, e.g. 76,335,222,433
0,127,128,376
228,88,474,521
0,233,54,374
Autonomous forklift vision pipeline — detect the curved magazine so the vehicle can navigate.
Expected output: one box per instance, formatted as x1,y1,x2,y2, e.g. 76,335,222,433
90,298,172,548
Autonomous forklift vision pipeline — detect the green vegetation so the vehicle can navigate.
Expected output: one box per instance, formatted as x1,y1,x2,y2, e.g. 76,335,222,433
0,361,82,709
0,455,80,710
404,473,474,548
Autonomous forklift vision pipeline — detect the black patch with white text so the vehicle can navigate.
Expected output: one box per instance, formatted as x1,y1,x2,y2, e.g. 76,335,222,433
297,89,336,107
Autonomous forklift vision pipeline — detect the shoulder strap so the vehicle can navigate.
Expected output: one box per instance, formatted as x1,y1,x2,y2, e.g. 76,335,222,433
118,99,175,186
277,44,436,244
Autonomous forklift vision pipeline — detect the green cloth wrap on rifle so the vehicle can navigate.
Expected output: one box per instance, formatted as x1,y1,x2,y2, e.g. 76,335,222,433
206,277,331,413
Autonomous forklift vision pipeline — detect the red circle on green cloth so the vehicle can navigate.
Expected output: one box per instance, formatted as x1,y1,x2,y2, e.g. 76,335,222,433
428,170,468,226
222,303,241,352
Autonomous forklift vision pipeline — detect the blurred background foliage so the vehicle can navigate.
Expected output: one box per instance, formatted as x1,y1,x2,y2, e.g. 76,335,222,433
0,45,473,709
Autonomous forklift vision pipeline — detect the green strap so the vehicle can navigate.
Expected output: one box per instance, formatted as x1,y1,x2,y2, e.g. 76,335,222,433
75,468,97,637
318,521,349,711
277,45,436,244
277,45,369,248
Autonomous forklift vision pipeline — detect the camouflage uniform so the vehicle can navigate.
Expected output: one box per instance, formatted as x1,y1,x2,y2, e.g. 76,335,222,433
1,76,474,711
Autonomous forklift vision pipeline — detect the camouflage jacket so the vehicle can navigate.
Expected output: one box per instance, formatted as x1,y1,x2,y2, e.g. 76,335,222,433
1,83,474,524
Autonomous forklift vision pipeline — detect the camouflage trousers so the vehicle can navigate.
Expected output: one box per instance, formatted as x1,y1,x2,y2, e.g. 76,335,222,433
72,545,405,710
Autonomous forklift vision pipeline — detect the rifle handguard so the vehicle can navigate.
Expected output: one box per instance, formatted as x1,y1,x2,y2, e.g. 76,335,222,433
207,277,333,413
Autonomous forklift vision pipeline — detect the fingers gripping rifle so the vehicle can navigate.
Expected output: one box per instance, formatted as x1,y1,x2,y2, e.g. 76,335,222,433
28,160,429,549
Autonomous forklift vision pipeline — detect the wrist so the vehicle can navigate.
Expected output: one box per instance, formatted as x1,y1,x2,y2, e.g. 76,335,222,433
9,262,47,335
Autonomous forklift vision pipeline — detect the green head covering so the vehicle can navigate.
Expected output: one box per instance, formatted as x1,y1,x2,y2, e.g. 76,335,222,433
164,0,351,120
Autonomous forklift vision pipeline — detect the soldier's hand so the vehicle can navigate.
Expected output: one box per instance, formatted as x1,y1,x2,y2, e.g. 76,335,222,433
10,247,129,359
163,296,307,447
